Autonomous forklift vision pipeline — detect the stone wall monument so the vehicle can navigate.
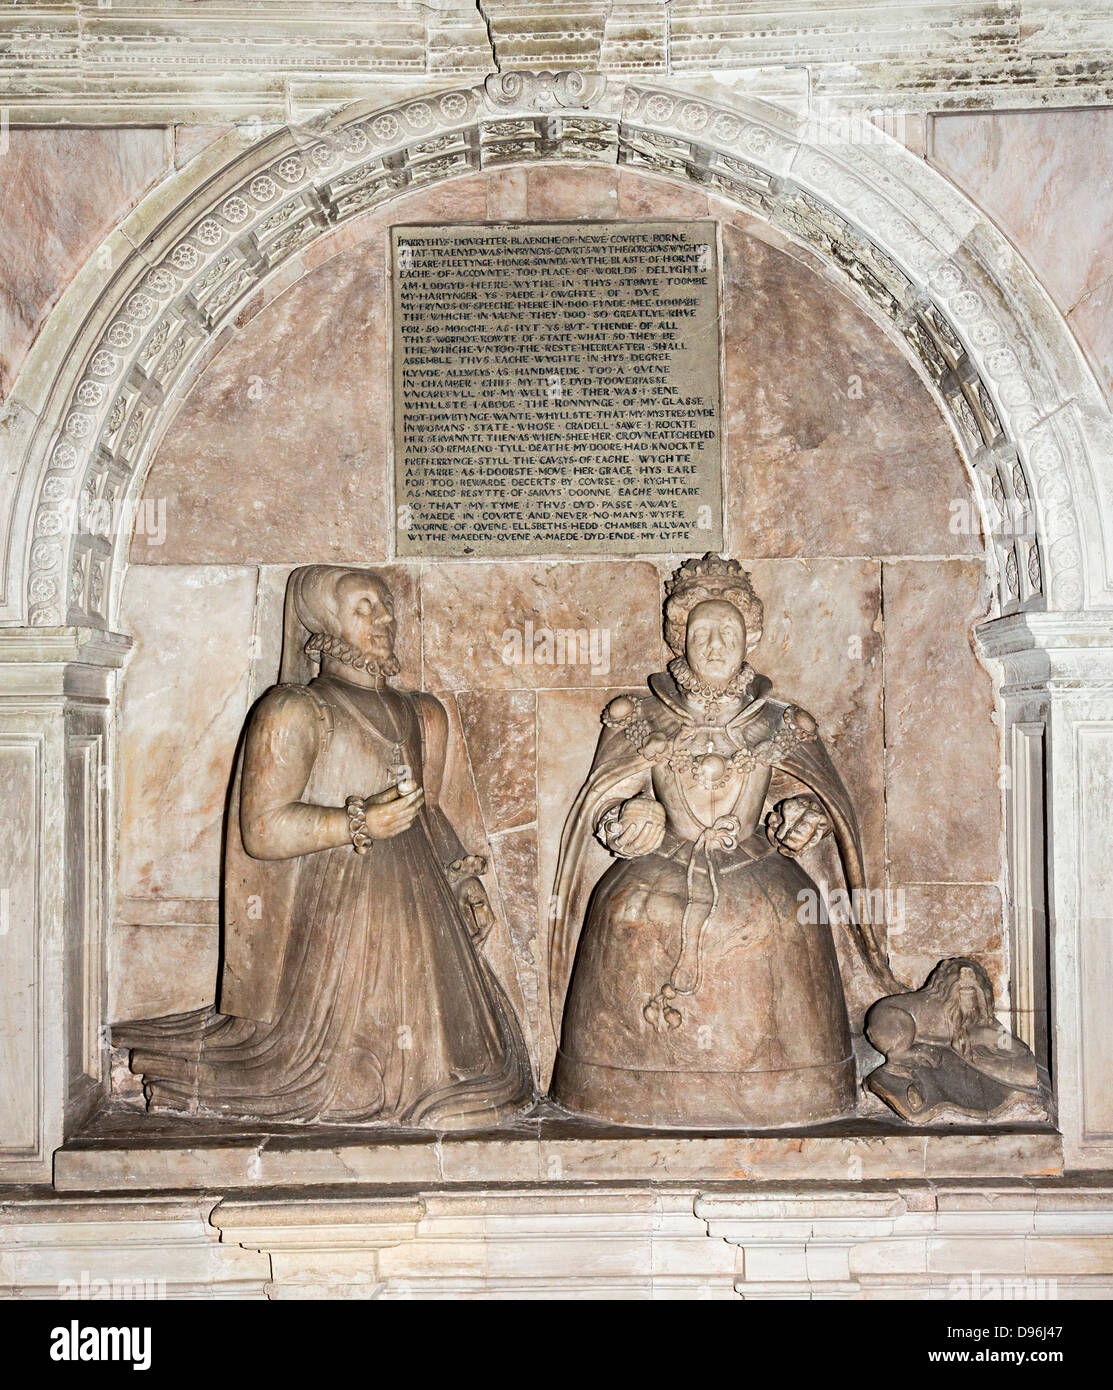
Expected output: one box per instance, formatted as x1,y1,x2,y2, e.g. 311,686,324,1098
4,15,1113,1292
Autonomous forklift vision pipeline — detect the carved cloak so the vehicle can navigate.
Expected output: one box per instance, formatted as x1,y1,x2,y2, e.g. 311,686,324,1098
548,675,899,1039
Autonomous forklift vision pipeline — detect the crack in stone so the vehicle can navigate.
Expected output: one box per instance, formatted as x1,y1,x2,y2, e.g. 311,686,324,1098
476,0,500,73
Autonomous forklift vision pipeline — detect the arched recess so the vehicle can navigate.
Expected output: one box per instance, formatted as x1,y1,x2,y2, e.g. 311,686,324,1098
4,69,1112,630
2,68,1113,1177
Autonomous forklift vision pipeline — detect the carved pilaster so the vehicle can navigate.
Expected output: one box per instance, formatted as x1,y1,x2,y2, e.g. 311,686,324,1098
0,627,129,1180
977,611,1113,1167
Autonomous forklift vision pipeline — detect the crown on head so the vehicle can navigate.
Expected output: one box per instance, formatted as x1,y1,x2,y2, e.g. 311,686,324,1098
665,554,751,599
663,553,764,655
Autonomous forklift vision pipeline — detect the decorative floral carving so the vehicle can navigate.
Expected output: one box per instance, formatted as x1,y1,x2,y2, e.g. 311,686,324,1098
169,243,199,272
1027,541,1042,593
145,268,177,298
273,160,303,186
89,350,119,378
75,380,104,408
106,320,136,349
1005,547,1020,597
339,127,369,155
221,195,251,224
438,91,471,121
249,174,280,201
29,573,57,604
484,69,607,110
21,73,1087,626
371,114,401,142
140,320,170,362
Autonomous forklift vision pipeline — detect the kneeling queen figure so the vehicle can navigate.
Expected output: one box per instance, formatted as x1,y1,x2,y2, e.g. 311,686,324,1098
548,554,899,1129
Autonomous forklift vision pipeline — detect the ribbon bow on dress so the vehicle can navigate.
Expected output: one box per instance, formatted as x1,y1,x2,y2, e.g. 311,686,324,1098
643,814,741,1031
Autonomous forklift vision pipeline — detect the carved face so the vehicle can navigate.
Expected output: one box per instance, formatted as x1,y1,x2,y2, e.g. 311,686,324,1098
958,966,981,1013
684,599,746,687
334,573,396,664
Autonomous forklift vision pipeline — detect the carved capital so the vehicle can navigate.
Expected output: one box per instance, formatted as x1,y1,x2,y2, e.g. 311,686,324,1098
484,68,607,111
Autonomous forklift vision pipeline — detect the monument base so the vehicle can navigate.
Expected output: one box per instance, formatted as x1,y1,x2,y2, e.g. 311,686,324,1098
14,1102,1104,1300
9,1168,1113,1300
52,1101,1063,1192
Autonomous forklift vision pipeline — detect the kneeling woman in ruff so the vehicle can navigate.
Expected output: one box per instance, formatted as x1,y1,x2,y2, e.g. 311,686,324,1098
116,564,533,1129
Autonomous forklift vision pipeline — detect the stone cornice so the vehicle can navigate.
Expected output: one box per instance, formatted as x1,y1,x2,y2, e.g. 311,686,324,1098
0,625,131,666
977,611,1113,657
2,1,1113,122
976,612,1113,697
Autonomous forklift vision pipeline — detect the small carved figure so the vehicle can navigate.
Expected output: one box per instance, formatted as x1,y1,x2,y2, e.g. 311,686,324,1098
864,957,1050,1123
115,565,533,1128
548,554,900,1128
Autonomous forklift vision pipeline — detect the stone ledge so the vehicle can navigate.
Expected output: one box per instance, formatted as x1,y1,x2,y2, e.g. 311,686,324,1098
52,1106,1064,1192
3,2,1113,122
5,1177,1111,1299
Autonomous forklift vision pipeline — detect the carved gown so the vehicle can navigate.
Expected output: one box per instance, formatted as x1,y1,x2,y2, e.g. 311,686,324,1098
115,675,532,1128
549,670,889,1129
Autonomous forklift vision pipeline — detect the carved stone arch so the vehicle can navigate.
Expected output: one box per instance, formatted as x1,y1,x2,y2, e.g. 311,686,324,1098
4,70,1111,633
4,70,1113,1179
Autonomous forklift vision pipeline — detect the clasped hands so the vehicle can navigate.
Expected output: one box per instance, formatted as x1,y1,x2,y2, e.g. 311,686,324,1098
599,792,830,859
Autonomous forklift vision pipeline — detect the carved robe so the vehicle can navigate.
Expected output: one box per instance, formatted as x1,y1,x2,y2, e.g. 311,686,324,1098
115,675,532,1128
549,671,893,1129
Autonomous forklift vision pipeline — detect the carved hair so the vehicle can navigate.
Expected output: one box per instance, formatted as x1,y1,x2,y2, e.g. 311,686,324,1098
663,554,764,656
923,957,997,1057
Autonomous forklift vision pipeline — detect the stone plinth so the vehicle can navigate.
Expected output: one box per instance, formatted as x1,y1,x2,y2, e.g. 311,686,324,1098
52,1105,1064,1192
5,1178,1113,1300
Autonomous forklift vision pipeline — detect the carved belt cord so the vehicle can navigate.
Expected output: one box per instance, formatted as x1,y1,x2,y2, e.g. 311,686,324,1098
643,814,740,1031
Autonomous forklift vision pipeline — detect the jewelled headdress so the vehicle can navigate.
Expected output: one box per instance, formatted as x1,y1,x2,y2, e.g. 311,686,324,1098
663,554,764,655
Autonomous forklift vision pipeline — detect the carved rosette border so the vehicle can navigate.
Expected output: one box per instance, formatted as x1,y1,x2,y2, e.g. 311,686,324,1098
620,85,1081,612
22,69,1091,626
